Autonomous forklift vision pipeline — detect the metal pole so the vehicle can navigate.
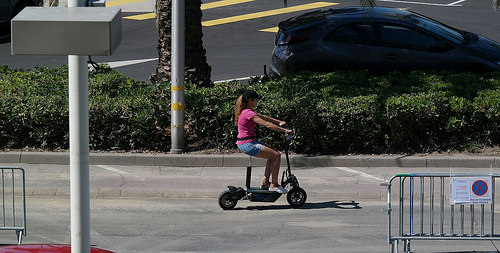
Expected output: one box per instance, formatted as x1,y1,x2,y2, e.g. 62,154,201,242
420,178,424,235
491,178,495,236
2,170,5,227
68,0,90,252
430,177,434,235
68,55,90,253
171,0,185,154
440,177,444,235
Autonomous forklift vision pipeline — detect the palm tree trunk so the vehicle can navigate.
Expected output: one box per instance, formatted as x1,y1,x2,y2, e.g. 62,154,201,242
151,0,212,87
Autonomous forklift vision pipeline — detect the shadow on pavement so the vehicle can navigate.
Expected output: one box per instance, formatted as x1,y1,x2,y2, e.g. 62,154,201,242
236,200,362,211
435,252,500,253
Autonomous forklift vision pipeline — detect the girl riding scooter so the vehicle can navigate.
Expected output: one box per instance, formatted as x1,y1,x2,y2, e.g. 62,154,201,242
234,90,293,193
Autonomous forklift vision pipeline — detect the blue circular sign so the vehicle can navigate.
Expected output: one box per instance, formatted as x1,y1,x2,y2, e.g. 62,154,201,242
472,180,488,196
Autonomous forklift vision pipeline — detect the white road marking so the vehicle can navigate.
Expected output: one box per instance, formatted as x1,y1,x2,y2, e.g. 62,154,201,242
377,0,463,6
96,165,130,175
447,0,466,6
334,167,385,182
214,76,254,84
102,57,158,68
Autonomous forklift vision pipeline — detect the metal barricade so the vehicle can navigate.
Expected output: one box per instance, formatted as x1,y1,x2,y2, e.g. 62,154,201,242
382,173,500,253
0,167,26,244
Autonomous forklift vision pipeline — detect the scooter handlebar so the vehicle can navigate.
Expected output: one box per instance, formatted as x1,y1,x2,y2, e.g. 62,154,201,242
282,128,294,142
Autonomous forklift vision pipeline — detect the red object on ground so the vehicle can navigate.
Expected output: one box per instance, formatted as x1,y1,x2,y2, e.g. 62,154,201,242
0,244,114,253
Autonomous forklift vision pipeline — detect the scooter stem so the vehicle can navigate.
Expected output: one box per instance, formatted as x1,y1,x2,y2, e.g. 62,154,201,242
284,141,291,172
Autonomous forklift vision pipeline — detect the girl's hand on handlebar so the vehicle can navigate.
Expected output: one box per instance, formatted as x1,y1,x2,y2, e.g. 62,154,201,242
285,129,293,135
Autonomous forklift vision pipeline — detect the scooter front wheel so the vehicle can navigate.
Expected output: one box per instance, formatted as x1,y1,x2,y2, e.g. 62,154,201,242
218,190,238,210
287,187,307,208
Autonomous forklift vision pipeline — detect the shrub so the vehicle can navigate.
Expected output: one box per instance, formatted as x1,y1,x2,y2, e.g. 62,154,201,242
385,92,474,152
0,66,171,151
1,66,499,154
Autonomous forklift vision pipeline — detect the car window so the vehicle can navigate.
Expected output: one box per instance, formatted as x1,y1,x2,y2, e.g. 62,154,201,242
282,10,325,30
379,24,438,51
410,15,464,44
324,23,374,45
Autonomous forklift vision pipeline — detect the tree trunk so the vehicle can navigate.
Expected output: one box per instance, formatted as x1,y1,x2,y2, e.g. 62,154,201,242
151,0,212,87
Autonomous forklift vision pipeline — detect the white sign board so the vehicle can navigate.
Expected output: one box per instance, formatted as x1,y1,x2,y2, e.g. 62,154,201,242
11,7,121,56
450,177,492,205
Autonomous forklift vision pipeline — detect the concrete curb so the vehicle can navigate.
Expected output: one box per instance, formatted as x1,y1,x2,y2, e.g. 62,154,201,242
1,152,499,168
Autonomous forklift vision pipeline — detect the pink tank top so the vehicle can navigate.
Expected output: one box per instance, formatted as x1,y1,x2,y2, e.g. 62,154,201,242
236,109,257,145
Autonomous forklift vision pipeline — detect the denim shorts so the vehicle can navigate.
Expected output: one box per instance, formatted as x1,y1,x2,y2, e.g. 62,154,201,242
237,140,264,157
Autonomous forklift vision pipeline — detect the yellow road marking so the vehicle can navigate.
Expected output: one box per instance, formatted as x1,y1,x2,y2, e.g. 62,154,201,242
202,0,255,10
202,2,339,27
124,12,155,20
123,0,256,20
105,0,149,7
124,1,339,23
259,27,279,33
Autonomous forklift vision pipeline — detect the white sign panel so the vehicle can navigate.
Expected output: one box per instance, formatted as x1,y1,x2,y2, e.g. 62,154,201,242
450,177,492,205
11,7,122,56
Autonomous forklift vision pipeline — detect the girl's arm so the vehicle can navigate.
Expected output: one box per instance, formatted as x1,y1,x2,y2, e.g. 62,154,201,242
256,113,286,126
252,115,292,134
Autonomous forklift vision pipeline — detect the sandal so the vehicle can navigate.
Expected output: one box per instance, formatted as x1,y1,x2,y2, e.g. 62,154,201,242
260,183,271,190
269,185,288,194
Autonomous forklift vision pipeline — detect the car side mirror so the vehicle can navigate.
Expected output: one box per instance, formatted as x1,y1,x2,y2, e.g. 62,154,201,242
429,41,452,53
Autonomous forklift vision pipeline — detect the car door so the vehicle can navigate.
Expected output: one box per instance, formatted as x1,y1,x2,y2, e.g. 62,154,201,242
322,23,381,71
0,0,11,23
372,23,458,71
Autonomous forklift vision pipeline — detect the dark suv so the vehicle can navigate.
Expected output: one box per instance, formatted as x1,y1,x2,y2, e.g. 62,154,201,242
0,0,42,36
270,7,500,75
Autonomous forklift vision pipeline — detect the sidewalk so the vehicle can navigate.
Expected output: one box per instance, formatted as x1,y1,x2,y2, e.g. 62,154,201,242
1,151,499,168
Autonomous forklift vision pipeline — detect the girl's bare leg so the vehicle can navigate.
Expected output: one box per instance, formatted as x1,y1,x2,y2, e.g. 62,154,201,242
256,146,281,187
262,159,272,186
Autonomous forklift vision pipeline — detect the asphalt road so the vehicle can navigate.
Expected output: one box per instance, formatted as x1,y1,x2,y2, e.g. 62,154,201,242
0,0,498,82
7,198,500,252
2,164,500,252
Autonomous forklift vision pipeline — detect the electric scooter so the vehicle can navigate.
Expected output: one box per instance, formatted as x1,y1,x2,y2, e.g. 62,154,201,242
218,133,307,210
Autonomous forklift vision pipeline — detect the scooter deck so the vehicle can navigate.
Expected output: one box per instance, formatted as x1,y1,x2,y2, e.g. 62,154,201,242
247,187,279,193
247,187,282,202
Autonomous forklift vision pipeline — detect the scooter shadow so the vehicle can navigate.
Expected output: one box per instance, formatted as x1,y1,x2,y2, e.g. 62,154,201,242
236,200,362,211
435,251,500,253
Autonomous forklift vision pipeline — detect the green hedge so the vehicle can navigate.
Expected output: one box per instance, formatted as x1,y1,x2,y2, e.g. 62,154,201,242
185,70,500,154
1,65,499,154
0,65,170,151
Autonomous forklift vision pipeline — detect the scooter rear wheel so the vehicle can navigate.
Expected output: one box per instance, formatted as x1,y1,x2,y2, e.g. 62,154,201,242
287,187,307,208
218,190,238,210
